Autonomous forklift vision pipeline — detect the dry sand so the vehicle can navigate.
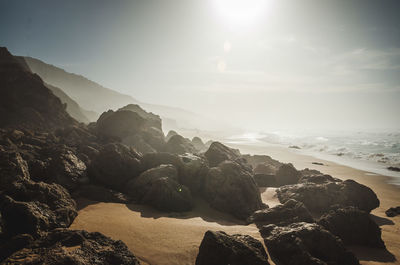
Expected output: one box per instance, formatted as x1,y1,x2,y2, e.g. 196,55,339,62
70,144,400,265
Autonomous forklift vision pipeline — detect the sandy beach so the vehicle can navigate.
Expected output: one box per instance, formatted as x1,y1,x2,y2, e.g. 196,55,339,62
70,144,400,265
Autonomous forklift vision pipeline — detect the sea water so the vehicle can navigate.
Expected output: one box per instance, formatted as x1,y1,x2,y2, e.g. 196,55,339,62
226,130,400,185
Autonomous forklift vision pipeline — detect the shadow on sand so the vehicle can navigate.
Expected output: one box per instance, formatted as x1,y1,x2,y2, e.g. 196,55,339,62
349,245,397,263
370,213,395,226
125,197,248,226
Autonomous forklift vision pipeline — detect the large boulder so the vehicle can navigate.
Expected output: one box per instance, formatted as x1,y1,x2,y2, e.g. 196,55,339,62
88,143,141,190
0,150,30,190
277,179,380,213
2,229,141,264
248,199,313,226
179,153,209,194
47,149,88,190
192,136,206,152
318,207,385,248
166,130,178,142
275,163,301,186
253,173,277,187
204,142,244,168
204,161,263,219
125,164,193,212
195,230,269,265
164,134,196,155
118,104,162,130
385,206,400,217
261,222,359,265
0,179,77,238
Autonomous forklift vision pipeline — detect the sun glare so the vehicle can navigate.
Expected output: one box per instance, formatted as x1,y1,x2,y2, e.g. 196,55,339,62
213,0,269,28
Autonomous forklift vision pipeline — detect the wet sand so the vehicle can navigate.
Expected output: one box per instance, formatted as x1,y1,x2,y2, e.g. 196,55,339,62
71,144,400,265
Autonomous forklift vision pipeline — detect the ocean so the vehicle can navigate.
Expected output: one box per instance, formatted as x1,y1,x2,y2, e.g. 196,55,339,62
225,130,400,185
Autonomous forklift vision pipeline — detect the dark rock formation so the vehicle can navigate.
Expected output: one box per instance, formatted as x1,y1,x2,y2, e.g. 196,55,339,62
248,199,313,226
253,173,277,187
179,153,209,194
387,166,400,172
261,222,359,265
2,229,141,264
318,207,385,248
195,230,269,265
204,161,263,219
0,179,77,238
277,179,379,213
118,104,162,130
166,130,178,141
385,206,400,217
0,47,75,130
299,173,341,184
275,163,301,186
192,136,206,152
164,134,196,155
242,154,282,173
88,143,141,190
125,164,193,212
204,142,251,172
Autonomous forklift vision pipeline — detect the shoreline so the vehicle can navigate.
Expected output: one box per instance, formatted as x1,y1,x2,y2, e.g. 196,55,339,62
71,143,400,265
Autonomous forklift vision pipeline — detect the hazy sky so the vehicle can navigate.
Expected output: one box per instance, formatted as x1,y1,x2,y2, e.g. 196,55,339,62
1,0,400,131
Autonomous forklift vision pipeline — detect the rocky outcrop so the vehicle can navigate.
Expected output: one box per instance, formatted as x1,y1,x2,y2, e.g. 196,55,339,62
299,173,341,184
192,136,206,152
125,164,193,212
140,152,184,172
275,163,301,186
318,207,385,248
195,230,269,265
164,134,196,154
277,179,380,213
204,142,251,171
0,47,75,130
179,153,209,194
261,222,359,265
248,199,313,226
385,206,400,217
166,130,178,141
0,179,77,238
2,229,141,264
118,104,162,130
88,143,141,190
253,174,277,187
204,161,263,219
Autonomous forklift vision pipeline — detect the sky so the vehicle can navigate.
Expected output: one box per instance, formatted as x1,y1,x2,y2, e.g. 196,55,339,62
1,0,400,132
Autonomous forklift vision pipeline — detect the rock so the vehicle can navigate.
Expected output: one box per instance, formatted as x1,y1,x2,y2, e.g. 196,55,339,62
312,162,324,165
248,199,313,226
72,184,131,204
242,154,282,172
253,173,277,187
275,163,301,186
387,166,400,172
192,136,206,152
204,161,263,219
2,229,141,264
289,145,301,149
0,234,33,262
299,173,341,184
0,179,77,237
0,150,30,190
166,130,178,141
118,104,162,130
164,134,196,155
96,110,145,140
140,152,184,172
125,164,193,212
195,230,269,265
88,143,141,190
253,163,277,175
47,149,88,190
385,206,400,217
318,207,385,248
277,179,380,213
261,222,359,265
0,47,75,130
179,153,209,194
204,142,241,167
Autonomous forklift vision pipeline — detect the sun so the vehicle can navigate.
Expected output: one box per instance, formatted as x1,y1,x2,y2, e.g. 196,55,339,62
213,0,269,28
